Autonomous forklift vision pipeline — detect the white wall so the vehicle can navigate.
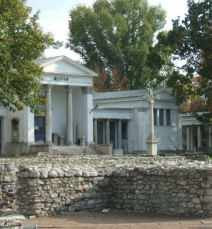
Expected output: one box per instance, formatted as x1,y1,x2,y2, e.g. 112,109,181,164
6,106,34,144
51,85,67,141
82,91,94,144
7,109,25,143
24,107,34,143
152,101,182,152
0,106,7,154
139,110,149,152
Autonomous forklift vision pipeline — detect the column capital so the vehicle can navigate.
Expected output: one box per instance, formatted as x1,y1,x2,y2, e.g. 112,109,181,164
65,86,73,93
45,84,53,92
82,86,93,94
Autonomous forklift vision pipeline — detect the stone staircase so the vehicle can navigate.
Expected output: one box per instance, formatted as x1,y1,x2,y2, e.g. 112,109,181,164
52,145,100,156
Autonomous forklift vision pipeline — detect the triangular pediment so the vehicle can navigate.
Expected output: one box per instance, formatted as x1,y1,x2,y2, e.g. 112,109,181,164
139,88,176,101
34,56,98,77
153,88,176,101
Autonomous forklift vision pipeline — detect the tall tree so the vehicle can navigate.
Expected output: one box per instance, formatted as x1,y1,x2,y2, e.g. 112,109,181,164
0,0,61,111
67,0,169,90
159,0,212,122
93,66,127,92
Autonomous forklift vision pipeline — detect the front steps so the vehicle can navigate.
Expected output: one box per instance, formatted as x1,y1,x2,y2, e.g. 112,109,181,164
52,145,101,156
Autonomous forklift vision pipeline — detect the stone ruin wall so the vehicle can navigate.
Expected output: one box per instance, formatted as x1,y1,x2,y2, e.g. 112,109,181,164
1,155,212,217
0,163,17,209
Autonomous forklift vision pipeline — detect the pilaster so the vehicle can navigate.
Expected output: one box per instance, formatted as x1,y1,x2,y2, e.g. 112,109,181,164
82,86,94,145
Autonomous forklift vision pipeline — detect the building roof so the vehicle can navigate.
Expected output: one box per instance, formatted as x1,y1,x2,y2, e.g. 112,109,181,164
93,88,163,100
34,55,98,77
33,56,61,65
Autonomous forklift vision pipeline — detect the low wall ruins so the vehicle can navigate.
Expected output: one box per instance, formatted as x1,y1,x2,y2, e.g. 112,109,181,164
0,163,17,209
1,155,212,217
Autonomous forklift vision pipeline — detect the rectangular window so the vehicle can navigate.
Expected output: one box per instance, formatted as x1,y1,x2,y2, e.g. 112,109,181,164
159,109,164,125
153,109,157,125
166,109,171,125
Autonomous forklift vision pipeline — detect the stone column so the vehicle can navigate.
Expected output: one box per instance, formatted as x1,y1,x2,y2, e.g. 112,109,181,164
186,126,190,151
94,119,98,144
45,84,52,144
66,86,73,145
146,89,158,155
197,125,202,148
209,126,212,148
118,119,122,149
106,119,110,144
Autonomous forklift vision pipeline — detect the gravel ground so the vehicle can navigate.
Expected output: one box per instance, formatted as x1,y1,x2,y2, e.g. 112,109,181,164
22,212,212,229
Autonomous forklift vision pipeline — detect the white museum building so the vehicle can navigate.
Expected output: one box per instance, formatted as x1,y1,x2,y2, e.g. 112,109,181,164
93,88,182,154
1,56,98,155
0,55,208,156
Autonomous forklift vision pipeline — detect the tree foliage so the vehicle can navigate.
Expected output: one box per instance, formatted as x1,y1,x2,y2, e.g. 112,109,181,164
0,0,61,111
159,0,212,122
67,0,169,90
93,66,127,92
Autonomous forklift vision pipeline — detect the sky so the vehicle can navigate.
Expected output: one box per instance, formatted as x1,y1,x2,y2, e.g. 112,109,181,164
27,0,189,61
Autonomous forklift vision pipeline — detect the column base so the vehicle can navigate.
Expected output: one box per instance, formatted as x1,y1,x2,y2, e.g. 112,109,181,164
45,141,53,145
146,136,158,156
66,142,74,146
86,141,94,146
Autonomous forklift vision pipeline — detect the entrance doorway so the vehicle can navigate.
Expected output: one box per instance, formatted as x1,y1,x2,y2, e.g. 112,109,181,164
34,116,45,142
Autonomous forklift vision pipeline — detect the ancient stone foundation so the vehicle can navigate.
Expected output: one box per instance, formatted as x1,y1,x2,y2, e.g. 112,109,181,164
0,163,17,209
1,155,212,217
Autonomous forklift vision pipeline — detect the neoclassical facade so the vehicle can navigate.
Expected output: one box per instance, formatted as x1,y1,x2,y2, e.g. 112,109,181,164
3,56,98,155
92,88,183,154
0,56,186,156
182,113,212,151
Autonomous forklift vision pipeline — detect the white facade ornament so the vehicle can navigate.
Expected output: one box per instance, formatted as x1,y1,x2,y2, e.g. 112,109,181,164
146,89,158,155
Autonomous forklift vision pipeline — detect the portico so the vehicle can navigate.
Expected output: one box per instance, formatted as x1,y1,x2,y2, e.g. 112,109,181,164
182,113,212,151
93,88,182,154
34,56,98,146
2,55,98,156
93,118,128,151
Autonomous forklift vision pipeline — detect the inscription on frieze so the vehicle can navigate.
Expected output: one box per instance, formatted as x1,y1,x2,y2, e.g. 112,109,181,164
54,77,69,81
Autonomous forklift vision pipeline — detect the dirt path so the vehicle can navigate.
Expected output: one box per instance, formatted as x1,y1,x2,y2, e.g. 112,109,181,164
22,212,212,229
